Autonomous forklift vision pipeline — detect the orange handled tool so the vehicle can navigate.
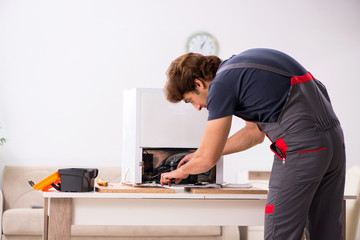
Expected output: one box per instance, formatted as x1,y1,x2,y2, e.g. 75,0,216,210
28,171,61,191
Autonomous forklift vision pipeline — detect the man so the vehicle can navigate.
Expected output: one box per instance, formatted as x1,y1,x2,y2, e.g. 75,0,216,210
160,48,345,240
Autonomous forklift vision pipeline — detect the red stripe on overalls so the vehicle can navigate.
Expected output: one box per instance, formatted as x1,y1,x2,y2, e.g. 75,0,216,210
291,72,315,85
265,205,274,214
276,138,287,159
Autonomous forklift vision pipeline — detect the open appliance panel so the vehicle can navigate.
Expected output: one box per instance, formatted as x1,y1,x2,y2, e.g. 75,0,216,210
141,148,217,185
122,88,223,185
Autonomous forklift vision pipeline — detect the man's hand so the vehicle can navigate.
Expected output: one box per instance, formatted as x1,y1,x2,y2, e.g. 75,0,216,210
177,152,195,169
160,168,189,187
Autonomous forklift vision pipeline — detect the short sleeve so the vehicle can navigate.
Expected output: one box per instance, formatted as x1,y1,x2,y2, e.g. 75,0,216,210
207,81,237,120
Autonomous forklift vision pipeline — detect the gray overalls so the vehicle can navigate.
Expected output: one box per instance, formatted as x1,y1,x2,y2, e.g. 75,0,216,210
218,64,346,239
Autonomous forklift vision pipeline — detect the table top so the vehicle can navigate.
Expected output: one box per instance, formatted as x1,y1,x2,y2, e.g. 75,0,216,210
43,186,269,200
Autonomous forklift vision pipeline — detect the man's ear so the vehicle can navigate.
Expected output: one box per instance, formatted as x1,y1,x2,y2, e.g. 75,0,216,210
194,79,205,90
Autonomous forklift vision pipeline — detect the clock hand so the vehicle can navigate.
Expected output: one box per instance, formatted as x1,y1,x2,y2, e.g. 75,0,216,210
200,41,206,49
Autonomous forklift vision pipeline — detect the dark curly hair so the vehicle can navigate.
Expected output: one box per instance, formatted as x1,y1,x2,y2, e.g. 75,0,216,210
165,53,222,103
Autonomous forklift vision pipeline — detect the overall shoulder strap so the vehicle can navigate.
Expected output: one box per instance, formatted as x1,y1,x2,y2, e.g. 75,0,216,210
216,63,294,78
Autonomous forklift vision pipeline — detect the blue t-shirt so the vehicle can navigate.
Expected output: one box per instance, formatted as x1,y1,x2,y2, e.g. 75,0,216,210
207,48,307,123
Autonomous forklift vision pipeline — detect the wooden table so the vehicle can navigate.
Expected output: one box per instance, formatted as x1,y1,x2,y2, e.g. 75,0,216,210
43,186,268,240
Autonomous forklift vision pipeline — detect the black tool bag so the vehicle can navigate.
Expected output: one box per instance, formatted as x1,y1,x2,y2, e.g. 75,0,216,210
58,168,98,192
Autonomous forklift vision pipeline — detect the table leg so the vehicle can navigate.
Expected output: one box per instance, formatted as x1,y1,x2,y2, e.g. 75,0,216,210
43,198,49,240
343,200,346,240
48,198,72,240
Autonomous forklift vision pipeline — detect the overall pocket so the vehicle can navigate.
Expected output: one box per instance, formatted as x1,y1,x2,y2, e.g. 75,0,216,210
295,147,329,183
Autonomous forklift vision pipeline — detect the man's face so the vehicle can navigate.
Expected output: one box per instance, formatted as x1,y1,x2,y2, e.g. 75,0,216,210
183,89,208,111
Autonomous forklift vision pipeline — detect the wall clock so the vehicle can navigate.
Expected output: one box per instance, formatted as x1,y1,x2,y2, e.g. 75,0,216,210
186,32,218,56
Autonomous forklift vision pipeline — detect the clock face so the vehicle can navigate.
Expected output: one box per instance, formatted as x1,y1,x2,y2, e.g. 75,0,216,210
186,32,218,56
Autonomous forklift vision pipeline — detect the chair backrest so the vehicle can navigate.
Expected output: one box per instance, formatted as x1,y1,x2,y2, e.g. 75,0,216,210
1,165,122,211
345,165,360,240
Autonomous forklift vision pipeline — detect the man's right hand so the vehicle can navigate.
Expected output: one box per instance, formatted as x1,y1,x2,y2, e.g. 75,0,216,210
177,152,195,169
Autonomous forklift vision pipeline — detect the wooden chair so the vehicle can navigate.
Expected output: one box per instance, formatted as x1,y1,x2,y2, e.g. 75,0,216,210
345,165,360,240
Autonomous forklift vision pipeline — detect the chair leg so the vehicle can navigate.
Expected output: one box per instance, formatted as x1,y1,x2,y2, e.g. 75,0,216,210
238,226,248,240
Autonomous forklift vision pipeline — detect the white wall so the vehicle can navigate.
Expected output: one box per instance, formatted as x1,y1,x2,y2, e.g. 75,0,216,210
0,0,359,178
0,1,359,238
